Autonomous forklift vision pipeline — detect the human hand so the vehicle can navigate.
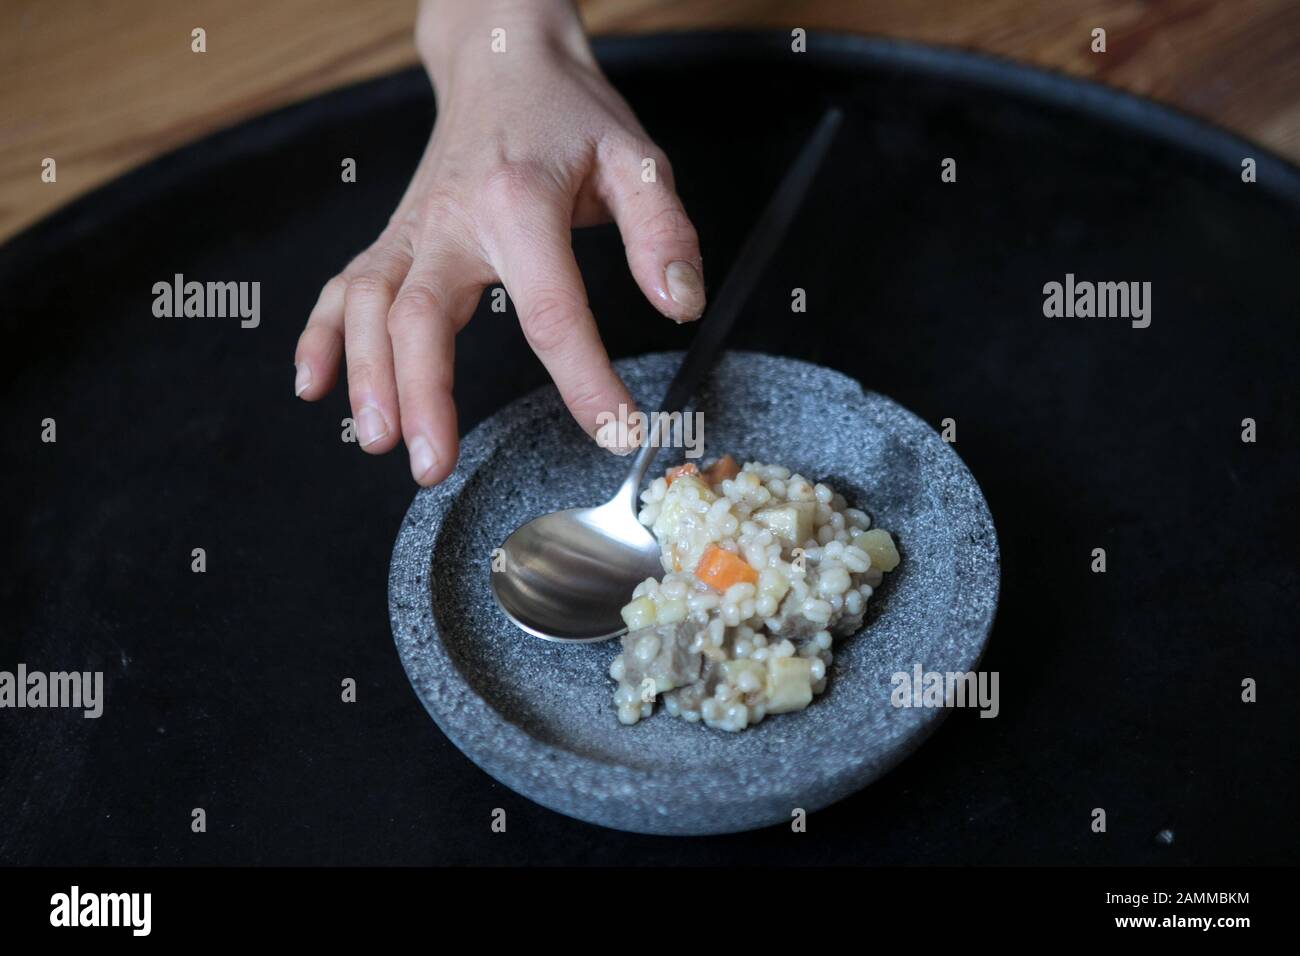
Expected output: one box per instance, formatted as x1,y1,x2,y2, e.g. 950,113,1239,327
293,0,705,485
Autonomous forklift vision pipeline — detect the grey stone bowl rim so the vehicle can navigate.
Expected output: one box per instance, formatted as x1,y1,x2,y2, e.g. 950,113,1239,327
389,350,1000,834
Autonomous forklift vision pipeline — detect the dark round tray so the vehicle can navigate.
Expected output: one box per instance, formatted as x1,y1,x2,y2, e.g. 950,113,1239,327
1,31,1296,865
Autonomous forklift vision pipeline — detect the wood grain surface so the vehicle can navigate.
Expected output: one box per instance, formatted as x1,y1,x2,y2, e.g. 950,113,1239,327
2,0,1297,241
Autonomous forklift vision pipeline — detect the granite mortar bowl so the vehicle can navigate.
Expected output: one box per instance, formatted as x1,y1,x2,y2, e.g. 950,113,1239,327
389,350,999,835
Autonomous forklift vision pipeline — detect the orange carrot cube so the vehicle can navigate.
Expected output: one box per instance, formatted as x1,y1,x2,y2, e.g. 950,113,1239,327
694,544,759,591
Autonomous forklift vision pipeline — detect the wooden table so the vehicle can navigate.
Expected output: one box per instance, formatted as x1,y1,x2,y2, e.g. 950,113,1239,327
3,0,1298,241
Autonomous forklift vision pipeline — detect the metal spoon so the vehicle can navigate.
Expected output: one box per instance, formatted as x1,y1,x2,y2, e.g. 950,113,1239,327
491,108,843,642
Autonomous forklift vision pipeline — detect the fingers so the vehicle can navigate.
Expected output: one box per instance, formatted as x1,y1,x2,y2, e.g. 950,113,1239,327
296,137,680,482
488,184,636,452
342,247,410,455
299,240,476,483
387,260,474,486
600,140,706,322
294,276,347,400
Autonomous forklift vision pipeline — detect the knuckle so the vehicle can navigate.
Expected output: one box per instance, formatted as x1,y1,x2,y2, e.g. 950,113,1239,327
422,187,465,219
385,207,423,237
521,293,580,353
635,204,696,246
414,189,472,234
655,151,677,186
564,374,612,416
634,143,673,184
345,272,394,307
346,358,379,392
610,133,664,165
644,143,671,170
481,162,547,210
322,274,350,298
387,284,444,333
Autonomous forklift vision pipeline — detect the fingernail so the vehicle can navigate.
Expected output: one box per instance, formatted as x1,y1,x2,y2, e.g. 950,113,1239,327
408,436,438,482
357,405,389,447
666,260,705,319
294,363,312,397
595,418,636,456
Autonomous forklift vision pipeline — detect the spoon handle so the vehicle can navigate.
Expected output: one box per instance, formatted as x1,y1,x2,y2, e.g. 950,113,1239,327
614,106,845,507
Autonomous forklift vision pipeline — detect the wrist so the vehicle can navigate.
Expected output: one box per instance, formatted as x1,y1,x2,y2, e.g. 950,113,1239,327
417,0,593,92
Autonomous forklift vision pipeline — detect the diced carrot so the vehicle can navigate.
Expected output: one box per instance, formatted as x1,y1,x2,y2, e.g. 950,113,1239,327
702,454,740,486
665,462,699,486
694,544,759,591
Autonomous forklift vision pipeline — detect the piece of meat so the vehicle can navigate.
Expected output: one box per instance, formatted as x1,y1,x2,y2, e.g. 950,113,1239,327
619,620,703,692
665,656,721,714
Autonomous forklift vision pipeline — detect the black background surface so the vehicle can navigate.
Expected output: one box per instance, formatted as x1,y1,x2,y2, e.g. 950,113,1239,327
1,33,1296,865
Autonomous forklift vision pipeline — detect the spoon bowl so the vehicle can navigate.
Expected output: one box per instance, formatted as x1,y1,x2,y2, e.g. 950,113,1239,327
490,489,663,643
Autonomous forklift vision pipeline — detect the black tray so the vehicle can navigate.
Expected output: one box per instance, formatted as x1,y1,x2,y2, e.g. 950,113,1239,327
1,31,1296,865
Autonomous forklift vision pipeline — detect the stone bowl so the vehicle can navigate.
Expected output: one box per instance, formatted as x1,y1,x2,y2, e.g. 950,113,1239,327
389,351,999,834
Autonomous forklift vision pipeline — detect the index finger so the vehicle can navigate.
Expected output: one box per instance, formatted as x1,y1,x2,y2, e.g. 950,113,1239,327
493,198,637,455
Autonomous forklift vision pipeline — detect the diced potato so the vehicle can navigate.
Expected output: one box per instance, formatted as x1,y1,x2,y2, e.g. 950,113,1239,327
753,500,816,547
620,596,656,631
852,529,900,572
765,656,813,713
